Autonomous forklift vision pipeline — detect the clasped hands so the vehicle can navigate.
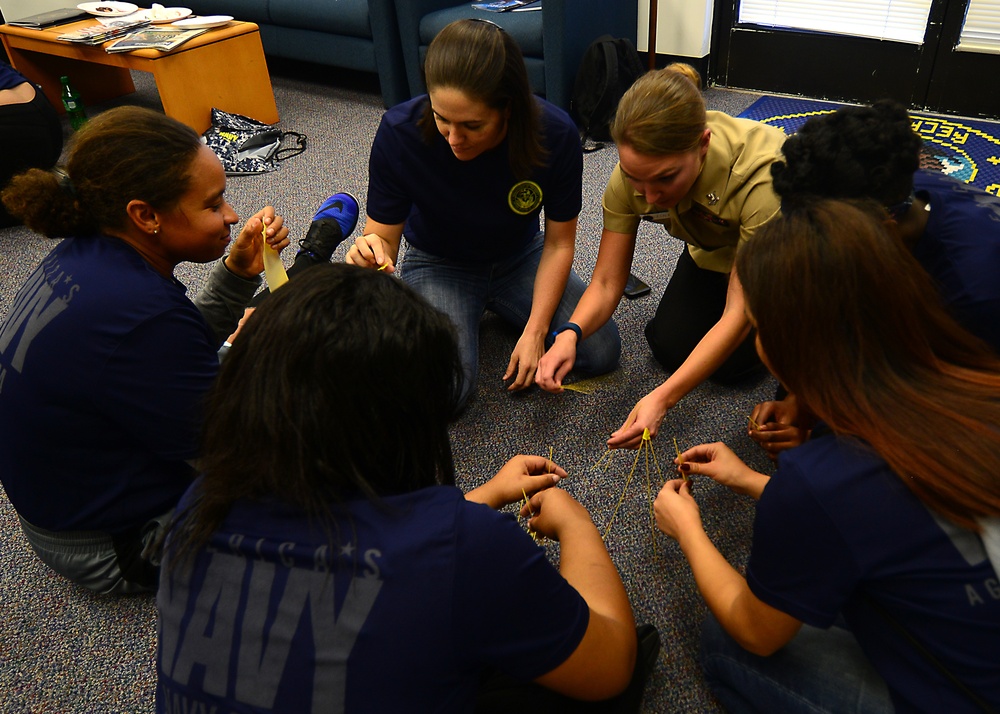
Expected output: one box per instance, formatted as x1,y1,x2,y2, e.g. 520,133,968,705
465,455,595,541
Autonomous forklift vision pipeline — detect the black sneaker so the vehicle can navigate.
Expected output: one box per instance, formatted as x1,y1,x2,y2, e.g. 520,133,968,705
297,192,360,262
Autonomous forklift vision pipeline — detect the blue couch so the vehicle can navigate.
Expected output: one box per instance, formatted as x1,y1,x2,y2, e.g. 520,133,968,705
394,0,639,110
182,0,409,108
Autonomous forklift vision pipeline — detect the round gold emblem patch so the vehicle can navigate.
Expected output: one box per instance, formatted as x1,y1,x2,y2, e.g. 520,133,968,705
508,181,543,215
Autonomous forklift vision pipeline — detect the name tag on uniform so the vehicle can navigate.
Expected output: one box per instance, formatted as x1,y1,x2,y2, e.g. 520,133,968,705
640,211,672,222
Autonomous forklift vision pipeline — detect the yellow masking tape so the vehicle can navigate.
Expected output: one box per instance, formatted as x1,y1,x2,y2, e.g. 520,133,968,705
261,224,288,292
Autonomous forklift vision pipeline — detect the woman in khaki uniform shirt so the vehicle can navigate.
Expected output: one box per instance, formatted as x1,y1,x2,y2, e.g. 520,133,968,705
535,65,786,448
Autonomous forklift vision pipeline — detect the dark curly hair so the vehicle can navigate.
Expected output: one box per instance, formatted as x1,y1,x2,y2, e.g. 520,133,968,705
771,99,922,207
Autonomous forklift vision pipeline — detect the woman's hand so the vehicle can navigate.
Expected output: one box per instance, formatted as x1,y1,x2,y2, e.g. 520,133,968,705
653,479,703,542
677,442,770,499
522,487,593,542
607,390,669,449
465,454,566,510
504,330,545,392
225,207,290,278
749,396,808,459
345,233,396,273
535,332,577,392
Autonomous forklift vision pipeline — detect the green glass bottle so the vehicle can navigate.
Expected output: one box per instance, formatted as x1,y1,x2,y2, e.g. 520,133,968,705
59,75,88,131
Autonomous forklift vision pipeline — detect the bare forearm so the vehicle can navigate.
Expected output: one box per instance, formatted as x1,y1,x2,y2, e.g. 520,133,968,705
679,528,796,655
680,528,749,623
569,228,633,338
529,489,637,699
650,311,751,411
526,240,573,335
558,520,633,624
568,279,625,339
738,472,771,500
359,218,403,263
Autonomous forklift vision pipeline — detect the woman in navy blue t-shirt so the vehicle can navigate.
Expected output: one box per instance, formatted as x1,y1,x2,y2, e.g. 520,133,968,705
655,199,1000,713
346,19,620,408
0,106,289,594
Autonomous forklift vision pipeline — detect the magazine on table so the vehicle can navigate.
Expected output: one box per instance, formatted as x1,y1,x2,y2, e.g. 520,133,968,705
57,17,149,44
470,0,539,11
105,26,208,53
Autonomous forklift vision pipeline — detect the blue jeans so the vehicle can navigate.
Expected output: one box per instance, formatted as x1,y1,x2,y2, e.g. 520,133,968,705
699,613,894,714
400,234,621,407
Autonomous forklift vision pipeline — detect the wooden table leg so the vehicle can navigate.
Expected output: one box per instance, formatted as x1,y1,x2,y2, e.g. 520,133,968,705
151,30,279,134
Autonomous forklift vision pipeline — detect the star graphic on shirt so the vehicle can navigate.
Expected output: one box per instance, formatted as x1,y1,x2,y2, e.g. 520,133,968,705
339,542,356,558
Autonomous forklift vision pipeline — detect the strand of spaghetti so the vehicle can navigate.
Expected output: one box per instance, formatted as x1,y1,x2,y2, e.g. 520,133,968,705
560,373,612,394
592,448,613,471
747,414,762,430
642,437,660,565
648,436,664,482
548,446,554,475
644,435,651,484
601,444,643,540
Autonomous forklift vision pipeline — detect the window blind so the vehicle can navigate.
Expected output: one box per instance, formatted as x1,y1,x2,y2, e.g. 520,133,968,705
957,0,1000,53
737,0,934,44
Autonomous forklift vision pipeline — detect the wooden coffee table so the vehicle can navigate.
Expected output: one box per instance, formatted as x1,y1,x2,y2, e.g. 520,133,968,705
0,18,279,133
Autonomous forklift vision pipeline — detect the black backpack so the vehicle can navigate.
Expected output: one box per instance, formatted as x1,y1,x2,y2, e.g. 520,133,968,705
570,35,644,151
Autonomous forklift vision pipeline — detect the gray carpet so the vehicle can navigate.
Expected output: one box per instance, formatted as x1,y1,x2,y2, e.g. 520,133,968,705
0,62,776,712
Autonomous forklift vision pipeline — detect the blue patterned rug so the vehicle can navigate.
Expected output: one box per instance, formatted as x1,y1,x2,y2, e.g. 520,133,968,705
738,96,1000,196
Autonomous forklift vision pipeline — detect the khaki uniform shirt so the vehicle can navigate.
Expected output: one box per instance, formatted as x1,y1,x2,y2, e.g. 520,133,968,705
603,111,786,273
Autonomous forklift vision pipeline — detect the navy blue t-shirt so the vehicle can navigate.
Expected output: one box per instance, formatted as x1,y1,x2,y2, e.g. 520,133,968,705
0,236,217,533
366,95,583,264
747,427,1000,713
0,63,30,91
911,169,1000,353
156,484,590,713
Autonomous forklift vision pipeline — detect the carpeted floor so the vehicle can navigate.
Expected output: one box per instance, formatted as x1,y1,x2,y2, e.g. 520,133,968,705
739,95,1000,194
0,61,779,712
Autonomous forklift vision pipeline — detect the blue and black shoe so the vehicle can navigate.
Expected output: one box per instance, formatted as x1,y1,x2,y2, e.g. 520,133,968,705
297,191,360,262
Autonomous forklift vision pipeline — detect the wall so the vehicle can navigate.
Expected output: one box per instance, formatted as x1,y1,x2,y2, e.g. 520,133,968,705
637,0,714,59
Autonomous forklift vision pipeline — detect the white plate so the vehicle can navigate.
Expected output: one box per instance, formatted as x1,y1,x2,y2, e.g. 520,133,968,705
77,2,139,16
143,6,192,23
171,14,232,28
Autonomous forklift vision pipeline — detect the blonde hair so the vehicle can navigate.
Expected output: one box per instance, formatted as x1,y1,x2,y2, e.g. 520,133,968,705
610,62,706,155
